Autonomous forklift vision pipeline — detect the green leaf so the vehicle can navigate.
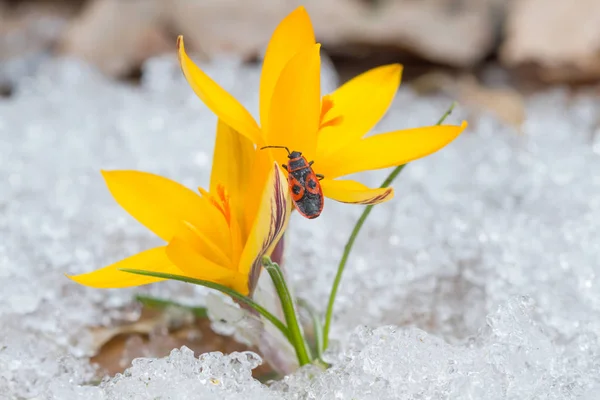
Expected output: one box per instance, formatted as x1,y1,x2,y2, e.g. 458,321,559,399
134,294,208,319
118,268,290,341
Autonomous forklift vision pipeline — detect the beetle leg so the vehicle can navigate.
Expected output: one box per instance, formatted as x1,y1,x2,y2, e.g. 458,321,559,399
316,174,325,180
308,160,314,166
282,164,288,170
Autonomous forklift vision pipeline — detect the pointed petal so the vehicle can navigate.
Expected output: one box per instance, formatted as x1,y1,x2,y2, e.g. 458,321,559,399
260,6,315,131
177,36,263,145
166,236,248,295
101,170,230,251
318,121,468,178
210,119,255,239
242,148,275,237
267,44,321,166
238,163,290,295
67,247,182,288
175,220,233,268
321,179,394,205
317,64,403,155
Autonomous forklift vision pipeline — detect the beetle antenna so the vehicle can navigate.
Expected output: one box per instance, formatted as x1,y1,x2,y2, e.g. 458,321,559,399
260,145,291,155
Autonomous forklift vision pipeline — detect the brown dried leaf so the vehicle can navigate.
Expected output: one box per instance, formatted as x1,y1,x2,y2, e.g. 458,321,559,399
89,305,276,379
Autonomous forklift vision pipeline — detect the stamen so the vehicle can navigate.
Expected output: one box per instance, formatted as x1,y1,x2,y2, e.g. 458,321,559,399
320,95,335,122
320,115,344,129
216,185,232,225
205,184,232,225
319,95,344,130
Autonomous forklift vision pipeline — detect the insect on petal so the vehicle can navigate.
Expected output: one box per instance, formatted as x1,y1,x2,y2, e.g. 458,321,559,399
66,247,183,288
321,179,394,205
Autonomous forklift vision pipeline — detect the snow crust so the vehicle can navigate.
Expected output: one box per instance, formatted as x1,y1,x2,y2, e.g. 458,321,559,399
1,54,599,399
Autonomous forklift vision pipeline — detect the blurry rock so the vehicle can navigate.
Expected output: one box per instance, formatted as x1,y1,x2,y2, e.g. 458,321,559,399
412,71,525,129
170,0,503,67
56,0,173,78
456,75,525,130
501,0,600,83
55,0,504,78
168,0,283,59
0,2,74,89
306,0,503,67
0,1,72,61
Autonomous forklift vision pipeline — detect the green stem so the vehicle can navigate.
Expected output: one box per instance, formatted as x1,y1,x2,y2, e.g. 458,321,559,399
322,102,457,350
435,102,457,125
262,257,312,366
298,298,325,363
134,294,208,318
119,268,290,342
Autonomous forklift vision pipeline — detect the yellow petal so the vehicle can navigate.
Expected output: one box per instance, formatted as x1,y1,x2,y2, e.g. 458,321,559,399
67,247,183,288
260,6,315,131
101,170,230,251
321,179,394,205
228,204,244,269
318,121,468,178
238,162,290,294
242,148,275,237
317,64,403,156
166,236,247,295
266,44,321,166
210,119,255,239
177,36,263,145
174,220,233,268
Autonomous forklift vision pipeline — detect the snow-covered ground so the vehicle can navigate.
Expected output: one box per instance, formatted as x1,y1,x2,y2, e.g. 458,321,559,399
1,55,600,399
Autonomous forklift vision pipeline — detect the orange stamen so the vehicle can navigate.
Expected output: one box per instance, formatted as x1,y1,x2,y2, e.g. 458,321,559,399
207,184,232,225
319,95,343,130
320,95,335,122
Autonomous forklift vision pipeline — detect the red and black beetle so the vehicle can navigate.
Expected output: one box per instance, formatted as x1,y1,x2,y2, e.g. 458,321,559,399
261,146,324,219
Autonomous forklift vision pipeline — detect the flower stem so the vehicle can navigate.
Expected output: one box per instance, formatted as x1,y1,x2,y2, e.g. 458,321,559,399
322,102,457,350
119,268,291,342
262,256,312,366
298,298,326,363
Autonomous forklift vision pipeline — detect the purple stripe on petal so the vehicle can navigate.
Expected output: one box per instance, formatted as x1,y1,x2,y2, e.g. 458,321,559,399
247,163,290,296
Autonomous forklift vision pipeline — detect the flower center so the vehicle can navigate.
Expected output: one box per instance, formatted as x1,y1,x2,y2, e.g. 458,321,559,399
208,184,232,226
319,95,344,130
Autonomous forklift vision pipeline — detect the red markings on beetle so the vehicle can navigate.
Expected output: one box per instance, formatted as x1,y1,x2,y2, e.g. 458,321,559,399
260,146,324,219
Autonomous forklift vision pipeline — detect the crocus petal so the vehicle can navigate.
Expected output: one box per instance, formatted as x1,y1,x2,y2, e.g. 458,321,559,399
266,44,321,165
166,236,248,295
67,247,182,288
101,170,230,252
321,179,394,205
259,6,315,131
317,64,403,156
174,220,233,268
210,119,255,239
238,163,290,295
318,121,468,178
177,36,263,145
242,149,274,237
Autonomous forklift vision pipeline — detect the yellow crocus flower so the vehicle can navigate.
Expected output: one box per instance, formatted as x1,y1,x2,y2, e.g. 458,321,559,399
177,6,468,207
68,121,290,296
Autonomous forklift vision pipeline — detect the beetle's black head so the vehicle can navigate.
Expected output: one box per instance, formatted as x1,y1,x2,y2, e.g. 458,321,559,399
289,151,302,158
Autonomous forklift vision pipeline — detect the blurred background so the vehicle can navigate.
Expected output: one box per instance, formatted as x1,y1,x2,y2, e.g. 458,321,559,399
2,0,600,101
3,0,600,384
